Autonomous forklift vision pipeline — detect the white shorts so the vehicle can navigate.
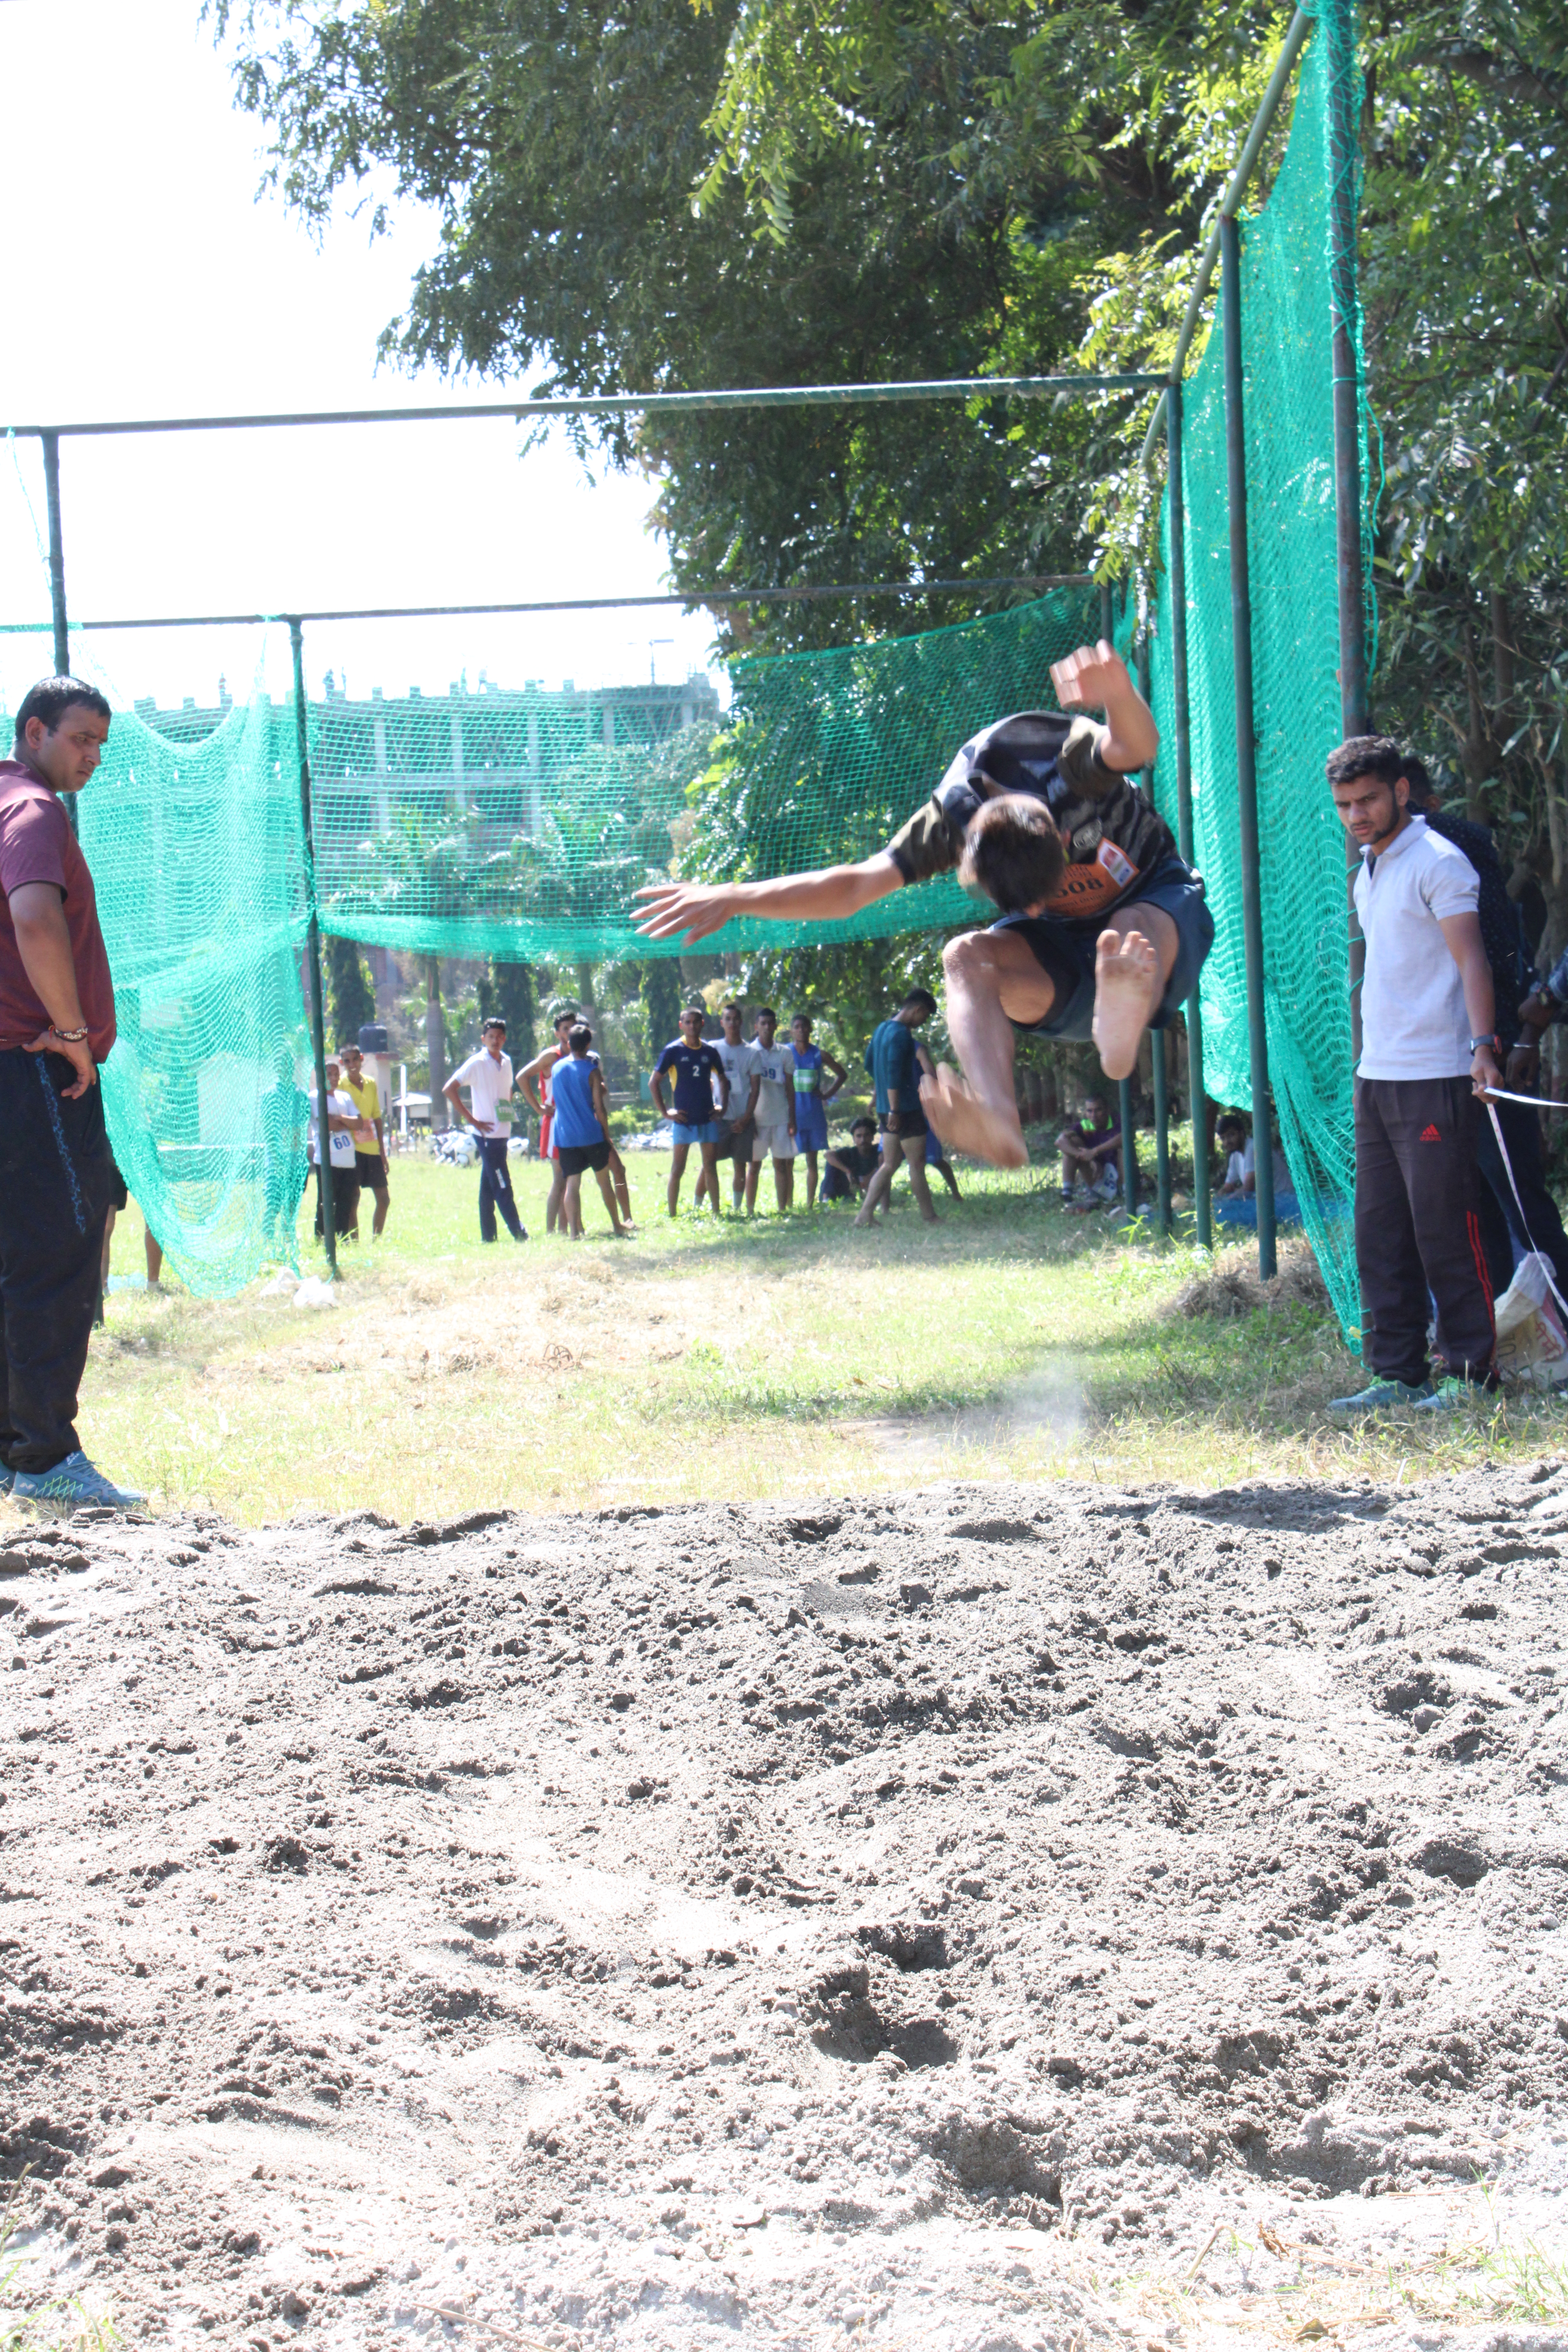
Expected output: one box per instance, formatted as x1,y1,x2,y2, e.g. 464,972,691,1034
752,1121,796,1161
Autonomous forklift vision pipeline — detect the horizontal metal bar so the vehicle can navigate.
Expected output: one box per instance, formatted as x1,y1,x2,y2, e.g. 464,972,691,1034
6,377,1163,443
1140,8,1314,466
0,573,1093,634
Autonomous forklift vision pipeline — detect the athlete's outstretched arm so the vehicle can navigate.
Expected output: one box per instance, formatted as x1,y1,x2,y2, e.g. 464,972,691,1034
1049,641,1158,774
635,850,902,948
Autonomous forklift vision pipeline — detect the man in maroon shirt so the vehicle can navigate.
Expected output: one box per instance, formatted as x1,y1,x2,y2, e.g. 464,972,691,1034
0,676,144,1510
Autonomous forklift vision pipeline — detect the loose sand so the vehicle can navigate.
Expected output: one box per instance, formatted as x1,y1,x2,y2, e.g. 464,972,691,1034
3,1463,1567,2349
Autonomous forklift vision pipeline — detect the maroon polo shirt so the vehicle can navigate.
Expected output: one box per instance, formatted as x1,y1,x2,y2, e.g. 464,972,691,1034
0,760,115,1061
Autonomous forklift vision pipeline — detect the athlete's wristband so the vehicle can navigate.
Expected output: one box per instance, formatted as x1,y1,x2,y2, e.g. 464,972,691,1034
49,1024,89,1044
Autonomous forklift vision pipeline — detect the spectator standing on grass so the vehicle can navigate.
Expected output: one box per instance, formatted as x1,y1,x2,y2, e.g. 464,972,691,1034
519,1007,574,1232
444,1017,528,1243
651,1004,728,1218
916,1040,963,1202
704,999,761,1216
0,676,143,1509
746,1008,797,1215
1399,764,1568,1307
1059,1092,1121,1204
821,1117,882,1205
786,1012,847,1210
551,1022,630,1239
338,1042,391,1238
856,990,940,1230
1327,738,1501,1415
309,1057,367,1242
102,1162,163,1292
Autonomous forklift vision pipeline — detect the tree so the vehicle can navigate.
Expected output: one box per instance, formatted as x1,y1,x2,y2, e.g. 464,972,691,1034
641,961,684,1063
478,961,539,1064
324,934,376,1049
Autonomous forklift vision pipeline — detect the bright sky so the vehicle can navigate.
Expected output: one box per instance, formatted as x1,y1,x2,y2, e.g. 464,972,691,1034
0,0,722,713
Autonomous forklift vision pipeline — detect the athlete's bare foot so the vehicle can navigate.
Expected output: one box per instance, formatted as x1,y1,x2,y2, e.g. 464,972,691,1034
920,1064,1027,1169
1092,927,1158,1080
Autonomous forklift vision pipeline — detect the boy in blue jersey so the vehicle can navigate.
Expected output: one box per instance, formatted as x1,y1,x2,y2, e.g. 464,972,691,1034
551,1022,630,1238
650,1004,729,1218
857,989,940,1228
786,1011,848,1209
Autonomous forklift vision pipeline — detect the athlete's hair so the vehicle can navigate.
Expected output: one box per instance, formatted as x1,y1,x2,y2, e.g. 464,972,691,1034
958,793,1066,915
338,1040,363,1054
722,999,742,1016
1218,1113,1247,1138
791,1011,813,1031
757,1006,776,1021
900,988,938,1018
15,675,112,739
681,1001,705,1020
851,1116,875,1134
1325,735,1428,797
553,1004,578,1027
568,1022,593,1054
481,1016,506,1034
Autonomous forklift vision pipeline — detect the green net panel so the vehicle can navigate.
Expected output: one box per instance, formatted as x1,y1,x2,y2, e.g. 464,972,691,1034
306,587,1098,960
73,693,314,1296
1147,2,1365,1343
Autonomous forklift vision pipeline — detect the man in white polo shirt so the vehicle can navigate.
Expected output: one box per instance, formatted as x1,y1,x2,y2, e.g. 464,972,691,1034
443,1016,528,1243
1326,736,1501,1414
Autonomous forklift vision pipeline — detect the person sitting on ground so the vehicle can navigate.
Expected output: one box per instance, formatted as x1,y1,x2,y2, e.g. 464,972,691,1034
820,1118,882,1205
443,1018,528,1243
1216,1113,1255,1197
1058,1091,1121,1203
309,1057,370,1242
635,640,1212,1171
857,990,940,1229
338,1042,391,1238
787,1011,848,1209
550,1022,630,1240
746,1006,797,1215
702,998,760,1216
650,1004,728,1217
102,1161,164,1292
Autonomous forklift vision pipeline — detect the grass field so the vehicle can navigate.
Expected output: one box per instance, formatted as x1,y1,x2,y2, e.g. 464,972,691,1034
54,1144,1568,1525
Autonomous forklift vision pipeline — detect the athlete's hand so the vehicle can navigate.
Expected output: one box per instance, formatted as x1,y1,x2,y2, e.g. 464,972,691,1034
1507,1037,1541,1090
634,880,742,946
1472,1046,1503,1100
1050,639,1129,713
25,1025,96,1098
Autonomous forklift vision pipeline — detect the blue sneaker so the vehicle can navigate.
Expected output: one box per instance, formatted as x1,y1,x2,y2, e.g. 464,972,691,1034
1327,1377,1434,1415
13,1450,146,1512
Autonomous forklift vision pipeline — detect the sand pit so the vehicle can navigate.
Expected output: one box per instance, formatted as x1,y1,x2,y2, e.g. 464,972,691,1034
3,1465,1568,2350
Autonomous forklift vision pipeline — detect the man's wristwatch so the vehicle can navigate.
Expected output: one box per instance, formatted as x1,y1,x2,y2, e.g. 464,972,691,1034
1469,1034,1501,1052
49,1024,89,1044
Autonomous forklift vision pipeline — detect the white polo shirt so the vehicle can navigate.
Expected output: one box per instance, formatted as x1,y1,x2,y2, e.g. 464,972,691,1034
1352,815,1479,1081
713,1037,761,1125
450,1048,515,1129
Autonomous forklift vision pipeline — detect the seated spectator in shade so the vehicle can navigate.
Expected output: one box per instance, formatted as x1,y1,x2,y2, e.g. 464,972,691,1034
820,1118,882,1205
1216,1113,1255,1197
1213,1109,1303,1229
1059,1092,1120,1204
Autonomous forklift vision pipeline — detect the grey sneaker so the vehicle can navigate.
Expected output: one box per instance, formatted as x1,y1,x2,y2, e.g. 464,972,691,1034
13,1450,147,1512
1327,1377,1434,1415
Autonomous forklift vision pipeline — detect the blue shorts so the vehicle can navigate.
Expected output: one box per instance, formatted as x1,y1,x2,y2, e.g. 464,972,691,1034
993,855,1214,1042
793,1096,829,1152
670,1119,721,1147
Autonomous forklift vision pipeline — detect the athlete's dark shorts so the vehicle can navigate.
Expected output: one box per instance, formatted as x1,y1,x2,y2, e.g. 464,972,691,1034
107,1158,129,1213
354,1150,388,1190
558,1140,612,1176
993,855,1214,1042
717,1117,754,1162
879,1108,929,1142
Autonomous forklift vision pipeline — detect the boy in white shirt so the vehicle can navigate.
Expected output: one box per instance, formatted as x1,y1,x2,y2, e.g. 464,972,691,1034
746,1006,797,1215
1326,737,1500,1413
443,1017,528,1243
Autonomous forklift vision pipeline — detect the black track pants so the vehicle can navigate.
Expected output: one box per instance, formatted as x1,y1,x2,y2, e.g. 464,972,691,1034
0,1048,112,1474
477,1137,524,1241
1353,1074,1495,1388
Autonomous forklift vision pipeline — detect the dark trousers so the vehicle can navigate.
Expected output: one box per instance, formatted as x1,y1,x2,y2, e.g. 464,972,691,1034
313,1163,359,1239
0,1048,113,1474
1354,1074,1495,1387
1474,1093,1568,1302
477,1137,524,1241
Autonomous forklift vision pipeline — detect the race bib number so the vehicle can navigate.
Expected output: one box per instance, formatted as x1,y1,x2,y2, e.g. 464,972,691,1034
1044,839,1142,919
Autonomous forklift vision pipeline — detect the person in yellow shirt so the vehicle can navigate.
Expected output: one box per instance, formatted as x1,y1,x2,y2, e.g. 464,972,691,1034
337,1043,390,1237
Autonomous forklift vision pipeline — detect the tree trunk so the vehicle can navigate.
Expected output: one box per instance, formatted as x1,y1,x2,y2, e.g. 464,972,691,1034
426,955,446,1129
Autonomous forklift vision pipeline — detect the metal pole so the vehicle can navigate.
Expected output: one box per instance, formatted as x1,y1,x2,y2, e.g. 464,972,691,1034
40,430,81,842
1327,1,1368,1068
1221,215,1277,1281
1166,383,1213,1248
291,618,337,1276
1137,621,1172,1240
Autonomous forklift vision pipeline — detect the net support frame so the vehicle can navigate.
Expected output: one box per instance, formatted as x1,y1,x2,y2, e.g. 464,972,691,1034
1328,1,1369,1070
291,616,338,1277
1165,381,1212,1248
1221,213,1278,1281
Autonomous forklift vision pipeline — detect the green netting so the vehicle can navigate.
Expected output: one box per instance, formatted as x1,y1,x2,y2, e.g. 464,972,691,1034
307,588,1098,960
74,688,314,1296
1147,1,1366,1343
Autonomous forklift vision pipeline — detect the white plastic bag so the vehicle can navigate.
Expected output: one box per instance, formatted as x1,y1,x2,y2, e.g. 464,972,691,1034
1494,1252,1568,1388
292,1275,339,1311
